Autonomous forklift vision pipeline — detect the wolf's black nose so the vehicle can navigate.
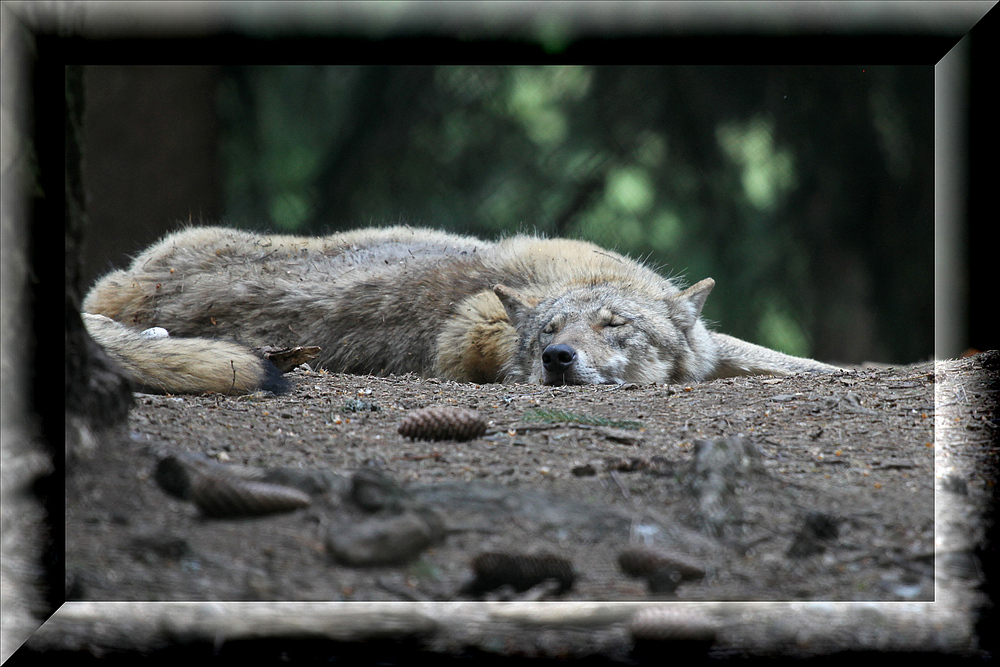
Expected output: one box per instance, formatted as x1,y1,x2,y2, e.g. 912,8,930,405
542,344,576,373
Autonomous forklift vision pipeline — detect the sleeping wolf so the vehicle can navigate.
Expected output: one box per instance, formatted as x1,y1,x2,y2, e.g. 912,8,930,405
83,226,840,394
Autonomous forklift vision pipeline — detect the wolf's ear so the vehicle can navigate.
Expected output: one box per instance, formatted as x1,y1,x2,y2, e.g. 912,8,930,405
672,278,714,327
493,284,536,326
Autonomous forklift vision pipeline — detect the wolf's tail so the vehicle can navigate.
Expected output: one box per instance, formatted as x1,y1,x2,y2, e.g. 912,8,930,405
83,314,289,395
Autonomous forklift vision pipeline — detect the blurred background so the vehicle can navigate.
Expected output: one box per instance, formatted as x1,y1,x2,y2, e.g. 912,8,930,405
79,64,934,367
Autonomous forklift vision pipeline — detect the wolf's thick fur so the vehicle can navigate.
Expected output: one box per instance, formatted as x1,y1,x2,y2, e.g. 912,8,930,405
83,226,840,394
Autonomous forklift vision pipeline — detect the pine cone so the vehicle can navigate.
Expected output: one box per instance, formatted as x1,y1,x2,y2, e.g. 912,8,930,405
397,407,487,442
617,545,705,593
462,551,575,595
189,473,311,518
629,607,718,642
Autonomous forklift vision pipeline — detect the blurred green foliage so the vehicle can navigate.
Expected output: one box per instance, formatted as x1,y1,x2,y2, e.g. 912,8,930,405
216,65,933,365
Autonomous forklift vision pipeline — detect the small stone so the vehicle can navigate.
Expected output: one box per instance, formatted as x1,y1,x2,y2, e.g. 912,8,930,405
350,467,406,512
326,508,445,567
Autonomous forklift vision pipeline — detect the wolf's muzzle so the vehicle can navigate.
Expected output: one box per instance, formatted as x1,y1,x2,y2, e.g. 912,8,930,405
542,344,577,375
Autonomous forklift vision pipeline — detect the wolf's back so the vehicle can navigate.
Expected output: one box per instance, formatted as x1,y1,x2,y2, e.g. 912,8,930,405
82,225,497,393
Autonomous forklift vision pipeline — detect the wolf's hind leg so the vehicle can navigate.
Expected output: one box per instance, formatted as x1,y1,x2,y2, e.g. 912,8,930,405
707,332,841,379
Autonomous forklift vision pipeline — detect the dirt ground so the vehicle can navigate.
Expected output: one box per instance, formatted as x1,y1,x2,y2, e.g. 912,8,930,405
52,351,997,658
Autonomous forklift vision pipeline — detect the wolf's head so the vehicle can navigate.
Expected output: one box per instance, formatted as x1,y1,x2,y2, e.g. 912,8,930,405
493,278,717,385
